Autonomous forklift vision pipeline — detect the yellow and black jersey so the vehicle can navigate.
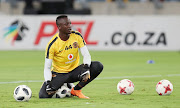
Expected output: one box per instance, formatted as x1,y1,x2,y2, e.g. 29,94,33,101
45,31,86,73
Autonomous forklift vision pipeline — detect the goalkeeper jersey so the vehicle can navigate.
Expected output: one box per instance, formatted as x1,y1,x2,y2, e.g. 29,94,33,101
45,31,86,73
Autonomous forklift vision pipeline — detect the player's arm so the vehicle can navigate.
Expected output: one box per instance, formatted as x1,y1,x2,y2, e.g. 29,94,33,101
80,45,91,81
80,45,91,66
44,58,52,82
44,58,56,95
44,38,57,94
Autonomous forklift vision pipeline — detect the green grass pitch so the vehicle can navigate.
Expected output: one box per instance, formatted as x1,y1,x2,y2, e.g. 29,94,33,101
0,51,180,108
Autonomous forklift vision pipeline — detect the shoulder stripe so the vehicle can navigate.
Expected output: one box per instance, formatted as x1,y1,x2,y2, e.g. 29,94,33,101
72,31,86,45
46,37,58,59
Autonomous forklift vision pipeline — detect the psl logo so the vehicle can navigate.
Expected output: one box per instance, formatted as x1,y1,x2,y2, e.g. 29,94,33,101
34,21,98,45
3,20,29,45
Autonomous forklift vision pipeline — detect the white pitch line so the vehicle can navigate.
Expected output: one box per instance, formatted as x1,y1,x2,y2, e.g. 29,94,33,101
95,75,162,80
0,80,43,84
166,74,180,77
0,74,180,84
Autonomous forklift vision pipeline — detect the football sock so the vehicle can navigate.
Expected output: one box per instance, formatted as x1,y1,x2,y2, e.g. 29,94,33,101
74,83,83,90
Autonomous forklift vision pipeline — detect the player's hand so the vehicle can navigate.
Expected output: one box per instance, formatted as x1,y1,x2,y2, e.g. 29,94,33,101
45,80,56,95
80,64,90,82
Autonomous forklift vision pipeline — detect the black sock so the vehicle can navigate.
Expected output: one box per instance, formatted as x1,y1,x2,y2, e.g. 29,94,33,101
74,83,83,90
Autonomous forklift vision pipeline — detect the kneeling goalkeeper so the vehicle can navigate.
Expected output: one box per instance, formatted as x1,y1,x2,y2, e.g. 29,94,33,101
39,15,103,99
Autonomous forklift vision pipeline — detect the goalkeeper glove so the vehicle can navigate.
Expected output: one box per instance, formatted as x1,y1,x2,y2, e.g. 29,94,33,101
45,80,56,95
79,64,90,82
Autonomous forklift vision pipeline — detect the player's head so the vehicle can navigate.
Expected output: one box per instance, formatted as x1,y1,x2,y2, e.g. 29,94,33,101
56,15,71,35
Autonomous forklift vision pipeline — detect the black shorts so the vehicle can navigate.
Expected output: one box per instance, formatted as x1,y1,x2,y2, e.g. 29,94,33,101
50,64,84,90
39,61,103,98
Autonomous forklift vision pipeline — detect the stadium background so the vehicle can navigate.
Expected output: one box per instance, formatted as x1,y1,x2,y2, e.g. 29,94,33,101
0,0,180,108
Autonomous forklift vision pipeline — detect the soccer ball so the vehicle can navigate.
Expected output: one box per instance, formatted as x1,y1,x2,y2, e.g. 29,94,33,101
64,83,74,97
156,79,173,95
13,85,32,101
117,79,134,95
52,83,74,98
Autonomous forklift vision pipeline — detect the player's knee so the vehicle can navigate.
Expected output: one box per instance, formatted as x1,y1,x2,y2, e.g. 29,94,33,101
91,61,103,74
39,91,50,98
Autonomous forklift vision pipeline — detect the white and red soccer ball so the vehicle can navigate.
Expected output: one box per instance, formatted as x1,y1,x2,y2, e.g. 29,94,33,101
117,79,134,95
156,79,173,95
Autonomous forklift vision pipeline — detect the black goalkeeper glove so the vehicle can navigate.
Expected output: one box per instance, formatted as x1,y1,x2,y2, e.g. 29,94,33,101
79,64,90,82
45,80,56,95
